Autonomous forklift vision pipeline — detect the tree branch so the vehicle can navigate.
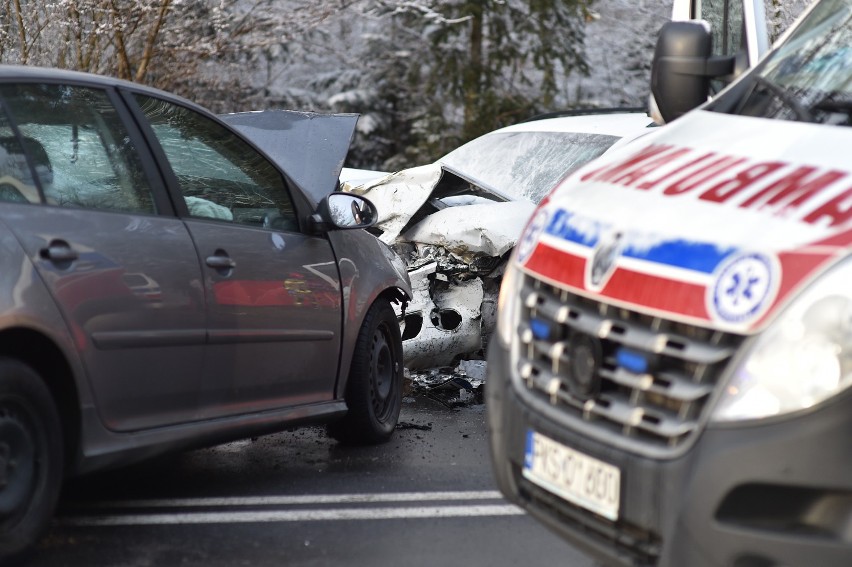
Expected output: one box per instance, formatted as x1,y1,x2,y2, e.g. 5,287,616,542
135,0,172,83
108,0,132,79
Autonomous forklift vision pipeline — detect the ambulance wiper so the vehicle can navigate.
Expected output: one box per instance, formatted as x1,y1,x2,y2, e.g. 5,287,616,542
751,76,815,122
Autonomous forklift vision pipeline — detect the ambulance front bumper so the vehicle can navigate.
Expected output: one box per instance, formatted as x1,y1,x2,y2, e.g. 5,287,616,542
486,339,852,567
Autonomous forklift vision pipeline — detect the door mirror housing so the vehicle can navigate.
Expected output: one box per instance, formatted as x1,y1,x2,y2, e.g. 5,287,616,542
310,193,378,232
650,21,735,123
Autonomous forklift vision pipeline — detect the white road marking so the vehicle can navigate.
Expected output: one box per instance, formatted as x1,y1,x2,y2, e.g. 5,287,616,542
56,491,525,527
58,504,525,526
76,490,505,509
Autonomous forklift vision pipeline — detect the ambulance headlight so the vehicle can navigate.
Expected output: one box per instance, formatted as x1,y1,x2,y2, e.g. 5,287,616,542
712,258,852,422
496,258,523,346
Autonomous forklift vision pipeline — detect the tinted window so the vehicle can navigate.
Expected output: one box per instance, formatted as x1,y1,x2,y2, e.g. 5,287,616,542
701,0,744,57
0,84,155,213
135,95,297,230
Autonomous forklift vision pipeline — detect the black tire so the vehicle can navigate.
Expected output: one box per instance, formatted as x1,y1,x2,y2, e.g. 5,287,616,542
328,299,403,445
0,360,63,564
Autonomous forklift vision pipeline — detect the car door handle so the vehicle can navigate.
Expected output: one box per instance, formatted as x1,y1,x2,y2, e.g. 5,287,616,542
40,240,78,263
205,252,236,270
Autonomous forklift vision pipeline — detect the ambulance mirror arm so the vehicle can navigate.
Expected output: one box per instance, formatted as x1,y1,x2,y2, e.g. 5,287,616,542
651,21,734,123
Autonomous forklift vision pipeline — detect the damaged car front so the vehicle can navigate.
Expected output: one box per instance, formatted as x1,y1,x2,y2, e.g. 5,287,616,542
346,111,657,374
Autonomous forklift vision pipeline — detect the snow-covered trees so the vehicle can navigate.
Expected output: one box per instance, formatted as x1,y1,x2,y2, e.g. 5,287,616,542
0,0,232,101
0,1,345,104
281,0,596,169
1,1,810,170
364,1,594,155
1,0,598,168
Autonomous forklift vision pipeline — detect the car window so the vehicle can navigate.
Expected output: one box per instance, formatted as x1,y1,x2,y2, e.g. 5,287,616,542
700,0,744,57
441,131,620,203
134,95,297,230
0,84,155,213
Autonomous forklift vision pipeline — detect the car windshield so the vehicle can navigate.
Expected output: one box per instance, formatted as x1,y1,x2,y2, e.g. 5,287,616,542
440,130,620,203
731,0,852,125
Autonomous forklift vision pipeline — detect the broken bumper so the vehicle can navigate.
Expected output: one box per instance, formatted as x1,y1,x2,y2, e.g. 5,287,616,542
486,338,852,567
399,262,487,369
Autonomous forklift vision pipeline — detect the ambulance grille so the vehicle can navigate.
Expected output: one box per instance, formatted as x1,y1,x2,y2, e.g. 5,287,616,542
515,275,745,455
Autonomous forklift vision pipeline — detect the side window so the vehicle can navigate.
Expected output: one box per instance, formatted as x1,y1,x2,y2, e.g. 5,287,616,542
134,95,297,230
0,84,155,213
701,0,744,57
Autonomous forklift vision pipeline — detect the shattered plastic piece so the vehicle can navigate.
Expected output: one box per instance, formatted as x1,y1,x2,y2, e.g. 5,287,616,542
457,360,487,387
406,364,486,407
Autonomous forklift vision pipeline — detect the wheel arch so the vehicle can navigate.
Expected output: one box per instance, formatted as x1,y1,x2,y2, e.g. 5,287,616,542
327,295,404,444
327,229,411,400
335,286,408,399
0,328,81,475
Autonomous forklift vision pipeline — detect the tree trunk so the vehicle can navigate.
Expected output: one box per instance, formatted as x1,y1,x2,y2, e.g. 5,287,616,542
12,0,28,63
135,0,172,83
462,3,483,141
109,0,132,80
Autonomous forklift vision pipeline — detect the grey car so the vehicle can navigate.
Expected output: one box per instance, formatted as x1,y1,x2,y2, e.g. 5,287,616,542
0,65,411,563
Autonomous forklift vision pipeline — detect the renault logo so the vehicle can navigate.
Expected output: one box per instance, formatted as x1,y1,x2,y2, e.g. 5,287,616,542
587,231,623,291
566,334,602,399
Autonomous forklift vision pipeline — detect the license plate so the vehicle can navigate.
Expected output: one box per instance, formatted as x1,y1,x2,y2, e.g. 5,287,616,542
523,430,620,521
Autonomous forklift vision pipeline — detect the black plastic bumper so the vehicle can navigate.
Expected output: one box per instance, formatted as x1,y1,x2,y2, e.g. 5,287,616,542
486,340,852,567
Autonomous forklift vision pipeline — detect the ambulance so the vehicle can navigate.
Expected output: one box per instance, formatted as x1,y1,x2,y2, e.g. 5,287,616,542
486,1,852,566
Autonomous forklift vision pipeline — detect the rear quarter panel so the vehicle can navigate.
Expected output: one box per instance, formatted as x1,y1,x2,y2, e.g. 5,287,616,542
0,213,93,441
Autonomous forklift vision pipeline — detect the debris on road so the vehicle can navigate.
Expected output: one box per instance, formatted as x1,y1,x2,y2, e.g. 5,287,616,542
404,360,487,408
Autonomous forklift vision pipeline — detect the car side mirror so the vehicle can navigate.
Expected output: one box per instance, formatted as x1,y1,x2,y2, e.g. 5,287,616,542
310,193,378,232
650,21,735,123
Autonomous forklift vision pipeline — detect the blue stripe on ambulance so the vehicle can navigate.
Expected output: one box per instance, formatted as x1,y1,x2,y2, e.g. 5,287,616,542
544,208,736,274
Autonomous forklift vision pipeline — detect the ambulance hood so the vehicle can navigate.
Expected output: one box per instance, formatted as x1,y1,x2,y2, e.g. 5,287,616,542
519,110,852,334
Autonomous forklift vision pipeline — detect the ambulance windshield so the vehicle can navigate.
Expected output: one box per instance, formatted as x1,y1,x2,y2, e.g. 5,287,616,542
732,0,852,126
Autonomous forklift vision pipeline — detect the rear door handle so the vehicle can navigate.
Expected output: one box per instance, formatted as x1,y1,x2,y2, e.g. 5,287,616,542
205,250,236,271
40,240,78,264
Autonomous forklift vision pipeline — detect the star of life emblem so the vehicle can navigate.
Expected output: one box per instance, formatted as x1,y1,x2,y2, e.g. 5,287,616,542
709,252,777,324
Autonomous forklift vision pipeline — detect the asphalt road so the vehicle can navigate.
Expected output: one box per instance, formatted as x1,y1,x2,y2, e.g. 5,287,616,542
27,396,595,567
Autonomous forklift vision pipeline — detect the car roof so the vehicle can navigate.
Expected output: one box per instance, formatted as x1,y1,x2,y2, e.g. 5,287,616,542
0,65,350,201
493,111,658,140
0,64,132,85
0,64,206,113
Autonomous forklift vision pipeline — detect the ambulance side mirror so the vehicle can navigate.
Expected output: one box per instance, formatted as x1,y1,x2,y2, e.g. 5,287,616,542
650,21,735,123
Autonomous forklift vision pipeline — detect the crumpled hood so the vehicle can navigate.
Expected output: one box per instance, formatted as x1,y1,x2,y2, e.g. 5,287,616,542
221,110,358,206
403,200,535,258
347,163,443,243
518,110,852,334
350,162,534,258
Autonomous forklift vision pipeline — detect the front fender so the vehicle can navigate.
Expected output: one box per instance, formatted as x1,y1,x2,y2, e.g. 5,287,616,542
327,229,411,397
